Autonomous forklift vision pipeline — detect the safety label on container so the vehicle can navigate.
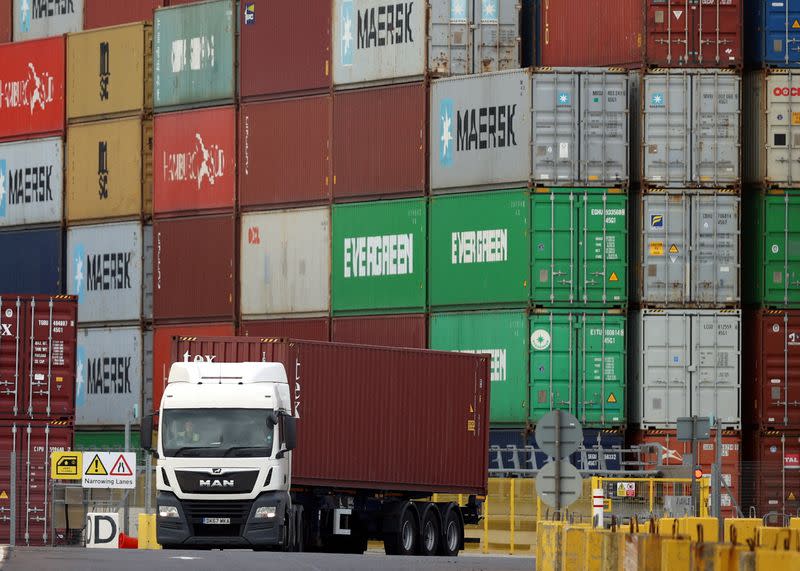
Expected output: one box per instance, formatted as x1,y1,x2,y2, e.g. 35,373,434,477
51,451,83,480
609,272,619,282
607,393,617,404
793,112,800,125
82,452,136,489
793,19,800,29
649,241,664,256
531,329,552,351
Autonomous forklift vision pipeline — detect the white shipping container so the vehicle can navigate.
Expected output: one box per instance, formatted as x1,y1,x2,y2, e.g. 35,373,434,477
66,221,153,324
0,137,63,228
240,207,331,316
744,69,800,187
631,309,741,429
13,0,83,41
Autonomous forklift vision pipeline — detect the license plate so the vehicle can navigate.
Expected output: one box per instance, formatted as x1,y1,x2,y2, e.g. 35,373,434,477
202,517,230,525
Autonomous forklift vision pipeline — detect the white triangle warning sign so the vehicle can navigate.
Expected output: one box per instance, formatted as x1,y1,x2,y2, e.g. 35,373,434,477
110,454,133,477
0,491,7,500
793,19,800,30
86,454,108,475
673,10,683,20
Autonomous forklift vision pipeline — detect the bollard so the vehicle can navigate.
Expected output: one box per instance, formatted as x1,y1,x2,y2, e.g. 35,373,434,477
137,513,161,550
592,488,604,529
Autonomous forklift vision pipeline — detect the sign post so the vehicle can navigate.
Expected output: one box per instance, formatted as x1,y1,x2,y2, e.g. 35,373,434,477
677,416,710,517
535,410,584,514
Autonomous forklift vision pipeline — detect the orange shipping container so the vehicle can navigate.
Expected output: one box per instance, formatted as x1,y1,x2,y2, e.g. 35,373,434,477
67,117,153,224
67,22,153,122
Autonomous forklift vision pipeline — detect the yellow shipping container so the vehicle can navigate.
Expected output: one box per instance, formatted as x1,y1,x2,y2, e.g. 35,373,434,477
67,117,153,223
67,23,152,122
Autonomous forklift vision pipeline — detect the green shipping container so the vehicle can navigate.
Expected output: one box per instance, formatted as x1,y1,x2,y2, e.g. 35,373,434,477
529,310,626,428
75,431,142,450
429,189,530,308
744,191,800,307
429,310,529,424
531,188,627,306
153,0,236,109
332,199,427,314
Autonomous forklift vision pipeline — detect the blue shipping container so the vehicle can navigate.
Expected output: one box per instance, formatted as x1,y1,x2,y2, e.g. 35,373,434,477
748,1,800,67
0,227,63,294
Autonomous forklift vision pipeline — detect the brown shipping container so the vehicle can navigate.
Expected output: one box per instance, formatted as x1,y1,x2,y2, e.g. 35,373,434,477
172,337,489,494
153,215,236,323
539,0,742,69
240,96,330,209
745,309,800,430
332,82,426,200
239,0,330,100
751,431,800,517
0,420,73,546
0,0,10,43
631,429,741,518
332,314,427,349
67,117,153,223
67,22,153,121
84,0,164,28
152,322,235,413
240,318,330,341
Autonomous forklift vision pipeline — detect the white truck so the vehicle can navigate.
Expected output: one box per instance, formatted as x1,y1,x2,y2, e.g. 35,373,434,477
141,337,490,555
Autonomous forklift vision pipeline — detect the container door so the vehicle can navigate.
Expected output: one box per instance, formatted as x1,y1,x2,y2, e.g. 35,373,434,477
766,73,800,185
691,194,739,305
763,194,800,306
580,72,628,186
474,0,519,74
428,0,472,76
576,313,626,428
641,193,688,305
0,424,18,545
532,72,579,185
693,0,741,67
646,0,692,66
579,192,628,305
531,191,577,304
643,73,691,186
691,72,740,185
756,434,800,517
641,311,691,427
764,1,800,67
529,312,575,423
0,298,24,417
760,312,800,429
691,311,740,428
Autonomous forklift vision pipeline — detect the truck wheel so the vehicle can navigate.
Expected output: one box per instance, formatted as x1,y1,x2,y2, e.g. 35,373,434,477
438,506,462,557
384,505,418,556
418,505,441,556
293,506,305,552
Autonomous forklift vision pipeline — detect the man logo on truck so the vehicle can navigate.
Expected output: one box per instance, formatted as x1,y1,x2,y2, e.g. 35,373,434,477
199,479,234,488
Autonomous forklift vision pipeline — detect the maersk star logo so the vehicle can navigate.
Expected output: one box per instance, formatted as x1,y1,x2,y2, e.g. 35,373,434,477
0,160,7,218
451,0,466,21
341,0,354,67
20,0,31,33
73,244,85,298
75,346,86,407
651,93,665,107
558,92,570,105
440,99,454,166
482,0,498,21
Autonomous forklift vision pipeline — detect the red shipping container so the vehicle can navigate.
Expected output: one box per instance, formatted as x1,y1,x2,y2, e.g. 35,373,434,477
332,314,427,349
153,215,236,323
751,431,800,517
0,0,11,44
239,0,330,99
171,337,489,494
540,0,742,69
240,96,331,209
84,0,164,28
631,429,741,517
152,322,235,413
0,420,73,546
240,318,330,341
154,106,236,216
745,309,800,430
0,37,66,142
332,82,426,200
0,295,77,419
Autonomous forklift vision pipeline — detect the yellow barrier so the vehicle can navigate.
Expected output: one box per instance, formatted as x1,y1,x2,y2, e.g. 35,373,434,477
791,518,800,531
725,519,760,545
537,521,563,571
137,513,161,550
661,537,691,571
756,526,800,551
680,517,719,543
755,549,800,568
561,525,588,571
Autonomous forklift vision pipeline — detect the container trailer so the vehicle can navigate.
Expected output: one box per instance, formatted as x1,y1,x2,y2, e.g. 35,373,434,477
143,337,489,554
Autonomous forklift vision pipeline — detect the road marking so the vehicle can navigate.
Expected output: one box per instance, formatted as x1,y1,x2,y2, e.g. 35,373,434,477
171,556,203,560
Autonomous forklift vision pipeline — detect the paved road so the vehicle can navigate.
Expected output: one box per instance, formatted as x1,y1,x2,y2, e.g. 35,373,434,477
2,547,536,571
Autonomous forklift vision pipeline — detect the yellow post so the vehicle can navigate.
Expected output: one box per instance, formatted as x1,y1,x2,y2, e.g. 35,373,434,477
482,493,489,554
137,513,161,550
509,478,515,555
649,479,654,514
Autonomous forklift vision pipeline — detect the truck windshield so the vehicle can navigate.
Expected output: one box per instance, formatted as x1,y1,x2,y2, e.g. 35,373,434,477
162,409,274,458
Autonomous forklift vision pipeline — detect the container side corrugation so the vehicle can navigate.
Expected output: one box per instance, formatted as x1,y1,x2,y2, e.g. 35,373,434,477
0,227,65,295
240,318,330,342
83,0,163,29
0,137,64,229
12,0,84,41
172,337,489,495
332,314,426,349
749,431,800,517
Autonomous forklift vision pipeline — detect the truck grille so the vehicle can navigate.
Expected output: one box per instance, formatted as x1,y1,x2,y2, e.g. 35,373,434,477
175,470,259,494
182,500,253,537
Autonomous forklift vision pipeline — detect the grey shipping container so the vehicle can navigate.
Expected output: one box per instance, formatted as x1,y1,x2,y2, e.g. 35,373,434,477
75,325,151,427
333,0,520,88
13,0,83,41
0,137,63,228
66,221,153,325
240,207,330,317
531,69,628,187
634,69,740,188
744,70,800,188
634,191,740,307
631,309,741,429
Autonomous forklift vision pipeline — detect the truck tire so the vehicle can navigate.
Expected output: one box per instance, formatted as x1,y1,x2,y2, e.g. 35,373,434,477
384,503,418,556
418,504,441,556
294,506,305,552
438,505,462,557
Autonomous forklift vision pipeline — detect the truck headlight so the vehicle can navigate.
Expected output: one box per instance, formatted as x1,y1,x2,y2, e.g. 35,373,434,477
254,506,277,519
159,506,179,519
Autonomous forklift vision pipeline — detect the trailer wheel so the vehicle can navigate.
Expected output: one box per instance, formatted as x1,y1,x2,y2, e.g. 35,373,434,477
418,504,441,556
384,503,418,556
294,506,305,552
438,505,462,557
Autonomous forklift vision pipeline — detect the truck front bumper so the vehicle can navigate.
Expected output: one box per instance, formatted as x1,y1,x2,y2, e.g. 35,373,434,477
156,491,289,549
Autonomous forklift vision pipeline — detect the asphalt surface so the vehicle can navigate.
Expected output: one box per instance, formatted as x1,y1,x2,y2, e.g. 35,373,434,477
2,547,536,571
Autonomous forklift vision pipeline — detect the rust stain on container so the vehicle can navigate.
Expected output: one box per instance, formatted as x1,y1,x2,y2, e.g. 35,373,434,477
240,318,330,341
332,314,427,349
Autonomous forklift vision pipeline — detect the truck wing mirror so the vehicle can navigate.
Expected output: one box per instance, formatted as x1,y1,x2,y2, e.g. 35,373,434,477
283,416,297,452
140,414,154,451
267,411,279,426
